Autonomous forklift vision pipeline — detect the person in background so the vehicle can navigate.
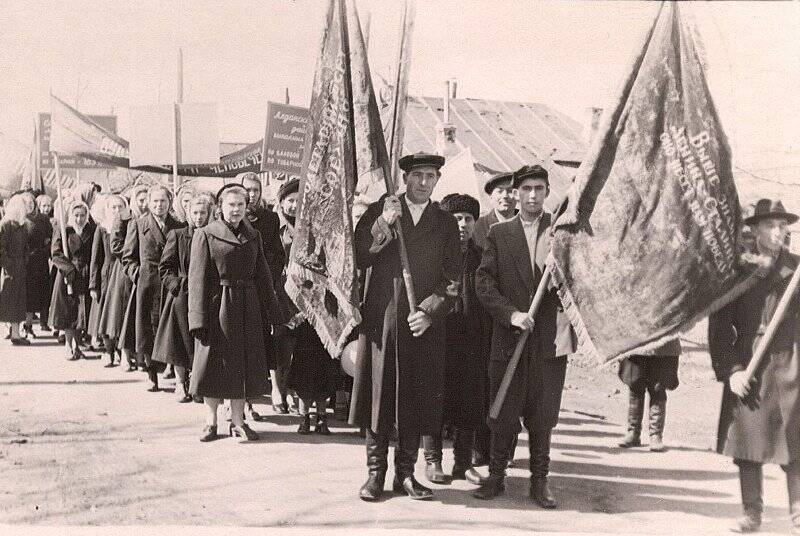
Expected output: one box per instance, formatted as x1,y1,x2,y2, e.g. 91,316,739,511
129,184,150,218
0,193,31,345
49,201,96,360
422,193,490,485
188,184,287,442
709,199,800,535
122,185,184,392
172,185,197,224
35,194,55,332
617,341,682,452
472,171,517,250
99,194,134,369
88,195,120,366
22,191,51,338
153,194,212,403
236,171,287,421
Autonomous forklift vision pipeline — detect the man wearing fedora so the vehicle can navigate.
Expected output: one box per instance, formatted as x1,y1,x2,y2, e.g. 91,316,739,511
474,164,576,507
473,171,517,250
349,152,462,501
709,199,800,534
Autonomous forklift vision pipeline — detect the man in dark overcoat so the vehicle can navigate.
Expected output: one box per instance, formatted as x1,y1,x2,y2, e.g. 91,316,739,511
472,171,517,250
238,172,285,286
349,152,462,502
709,199,800,534
122,185,184,391
474,164,576,507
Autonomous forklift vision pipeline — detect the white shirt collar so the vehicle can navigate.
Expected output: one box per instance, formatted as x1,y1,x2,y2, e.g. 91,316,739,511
494,209,513,222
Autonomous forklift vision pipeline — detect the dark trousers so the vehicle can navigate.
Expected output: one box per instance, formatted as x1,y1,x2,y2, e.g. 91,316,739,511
735,459,800,524
487,355,567,479
423,427,475,469
365,428,421,480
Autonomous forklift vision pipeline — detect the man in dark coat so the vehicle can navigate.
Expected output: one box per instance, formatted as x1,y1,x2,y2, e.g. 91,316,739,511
709,199,800,534
122,185,184,391
350,152,462,502
422,193,491,485
474,164,576,507
472,171,517,250
238,172,285,286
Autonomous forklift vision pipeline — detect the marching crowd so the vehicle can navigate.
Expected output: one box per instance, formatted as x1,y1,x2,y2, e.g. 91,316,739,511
0,153,798,534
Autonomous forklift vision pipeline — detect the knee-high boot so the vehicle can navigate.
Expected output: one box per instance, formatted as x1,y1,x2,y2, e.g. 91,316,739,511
359,429,389,501
393,432,432,499
732,460,762,533
786,462,800,533
422,434,446,483
619,388,644,448
648,389,667,452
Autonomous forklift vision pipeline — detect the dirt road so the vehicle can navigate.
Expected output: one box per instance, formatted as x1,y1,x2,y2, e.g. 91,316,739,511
0,323,794,534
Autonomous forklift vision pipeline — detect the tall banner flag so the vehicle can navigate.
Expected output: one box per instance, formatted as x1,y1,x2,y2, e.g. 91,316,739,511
0,132,31,197
49,95,262,177
550,3,752,363
285,0,386,356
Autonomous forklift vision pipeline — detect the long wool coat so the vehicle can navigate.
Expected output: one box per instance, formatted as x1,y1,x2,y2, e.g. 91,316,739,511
0,220,29,323
187,219,287,399
122,213,184,355
709,249,800,465
618,339,682,392
443,240,492,430
349,195,462,436
476,213,577,432
152,227,194,367
247,206,285,287
49,221,96,330
101,217,134,344
25,213,52,313
87,226,113,338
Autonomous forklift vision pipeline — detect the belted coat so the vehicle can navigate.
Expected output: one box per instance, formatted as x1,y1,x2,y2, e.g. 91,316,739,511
349,195,462,436
187,219,288,399
152,227,194,367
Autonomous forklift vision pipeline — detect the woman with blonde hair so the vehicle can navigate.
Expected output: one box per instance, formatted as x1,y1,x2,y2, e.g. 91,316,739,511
0,193,31,345
153,194,212,402
88,195,122,366
22,191,52,338
172,185,197,223
49,200,96,359
189,184,288,441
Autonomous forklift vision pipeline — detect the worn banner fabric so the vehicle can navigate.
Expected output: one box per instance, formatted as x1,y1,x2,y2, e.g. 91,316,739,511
49,95,260,178
285,0,385,357
550,3,751,363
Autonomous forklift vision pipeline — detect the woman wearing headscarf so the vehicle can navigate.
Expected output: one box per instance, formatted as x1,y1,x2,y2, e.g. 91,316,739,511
22,191,52,338
122,184,184,391
49,201,96,360
172,184,197,224
88,194,122,367
102,193,138,370
153,194,212,403
189,183,288,442
0,193,31,345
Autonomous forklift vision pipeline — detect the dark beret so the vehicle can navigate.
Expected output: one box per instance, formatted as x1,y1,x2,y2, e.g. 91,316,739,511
278,178,300,202
512,164,549,188
398,152,445,172
483,171,514,194
440,193,480,221
216,182,248,202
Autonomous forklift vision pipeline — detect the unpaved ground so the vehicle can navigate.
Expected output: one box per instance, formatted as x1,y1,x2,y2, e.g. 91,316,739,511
0,321,795,534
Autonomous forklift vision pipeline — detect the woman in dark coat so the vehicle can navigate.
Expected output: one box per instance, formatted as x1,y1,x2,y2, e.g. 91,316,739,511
122,185,184,391
88,195,117,365
708,199,800,534
153,194,212,403
617,339,681,452
422,194,491,483
102,195,137,370
49,201,96,360
0,194,31,345
22,192,52,338
188,183,287,442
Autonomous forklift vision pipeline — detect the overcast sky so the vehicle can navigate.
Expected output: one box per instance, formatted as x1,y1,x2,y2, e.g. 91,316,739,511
0,0,798,175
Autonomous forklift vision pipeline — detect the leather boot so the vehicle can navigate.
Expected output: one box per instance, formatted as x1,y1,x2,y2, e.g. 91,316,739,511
393,432,432,500
619,388,644,448
786,462,800,534
731,461,762,533
452,428,476,480
472,423,491,467
530,430,557,508
472,431,511,500
648,390,667,452
359,429,388,501
423,434,446,484
297,414,312,435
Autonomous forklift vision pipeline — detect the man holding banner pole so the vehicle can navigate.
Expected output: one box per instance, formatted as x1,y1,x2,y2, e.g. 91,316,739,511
708,199,800,534
474,165,575,506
